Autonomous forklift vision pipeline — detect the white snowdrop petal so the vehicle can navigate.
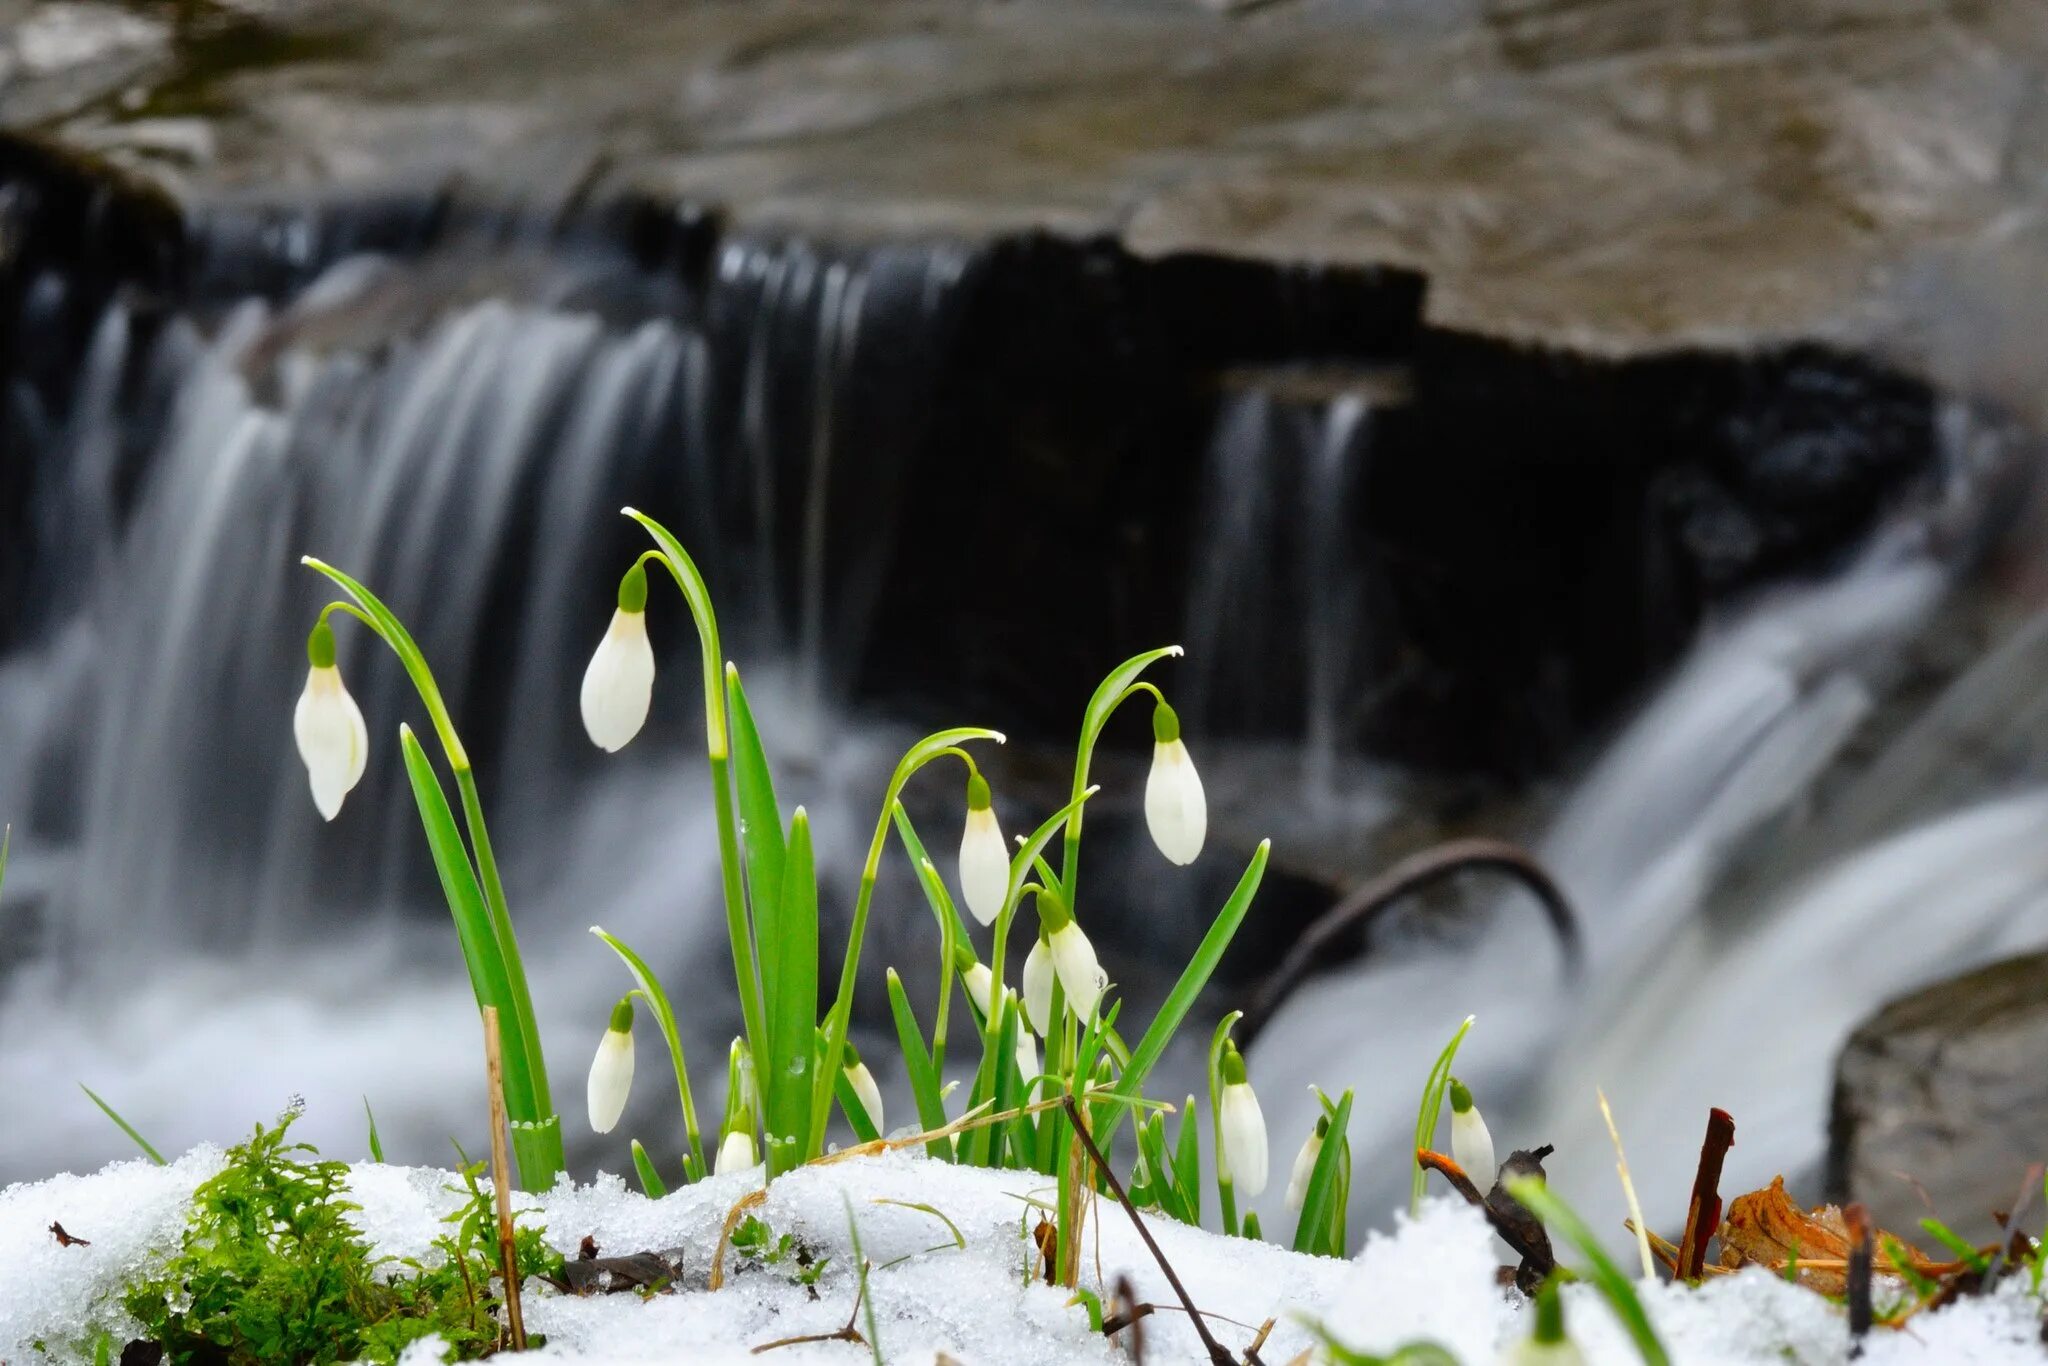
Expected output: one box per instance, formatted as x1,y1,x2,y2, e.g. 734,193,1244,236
846,1061,884,1135
1021,938,1054,1036
957,806,1010,926
1144,739,1207,865
962,963,998,1021
1285,1130,1324,1212
580,609,655,752
586,1030,635,1135
293,665,370,821
1451,1107,1497,1187
716,1129,758,1175
1014,1023,1039,1083
1049,922,1107,1023
1220,1082,1269,1198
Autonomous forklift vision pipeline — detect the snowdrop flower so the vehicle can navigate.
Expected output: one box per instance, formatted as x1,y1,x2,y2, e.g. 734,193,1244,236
580,564,654,752
1014,1015,1040,1083
1450,1077,1497,1186
955,945,1000,1022
1038,888,1108,1024
1217,1042,1268,1198
716,1108,759,1175
1285,1114,1329,1211
842,1043,884,1135
586,996,635,1135
957,772,1009,926
1502,1279,1583,1366
293,621,369,821
1143,700,1206,866
1021,932,1054,1036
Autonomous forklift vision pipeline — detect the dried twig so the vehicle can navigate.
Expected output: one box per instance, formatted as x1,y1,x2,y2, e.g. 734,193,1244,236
1845,1202,1874,1357
1675,1109,1736,1282
1240,839,1581,1046
1063,1094,1235,1366
1981,1162,2046,1293
481,1007,527,1353
1416,1148,1555,1280
48,1222,90,1247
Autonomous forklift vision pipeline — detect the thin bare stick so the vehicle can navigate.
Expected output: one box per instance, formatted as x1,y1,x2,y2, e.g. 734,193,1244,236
1675,1108,1736,1282
1063,1094,1235,1366
481,1007,527,1352
1597,1087,1656,1281
1415,1149,1554,1275
1240,839,1581,1045
751,1260,872,1354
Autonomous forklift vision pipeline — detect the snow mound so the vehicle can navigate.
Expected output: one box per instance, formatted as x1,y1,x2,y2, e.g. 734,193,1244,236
4,1147,2045,1364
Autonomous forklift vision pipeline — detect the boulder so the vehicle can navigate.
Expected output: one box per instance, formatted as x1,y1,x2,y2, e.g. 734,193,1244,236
1826,950,2048,1242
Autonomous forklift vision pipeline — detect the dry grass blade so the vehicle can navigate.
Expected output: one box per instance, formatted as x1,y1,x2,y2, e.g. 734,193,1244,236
481,1007,527,1352
1597,1088,1655,1281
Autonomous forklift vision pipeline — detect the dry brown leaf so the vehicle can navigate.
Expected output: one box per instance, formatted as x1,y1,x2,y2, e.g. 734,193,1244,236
1715,1177,1963,1293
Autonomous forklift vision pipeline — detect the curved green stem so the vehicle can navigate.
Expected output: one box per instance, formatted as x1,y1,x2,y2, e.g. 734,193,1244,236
1060,647,1182,910
621,510,769,1103
806,727,1005,1157
594,926,706,1181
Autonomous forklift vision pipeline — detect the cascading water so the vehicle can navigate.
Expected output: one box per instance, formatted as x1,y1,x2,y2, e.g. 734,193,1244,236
0,233,975,1179
1250,400,2047,1237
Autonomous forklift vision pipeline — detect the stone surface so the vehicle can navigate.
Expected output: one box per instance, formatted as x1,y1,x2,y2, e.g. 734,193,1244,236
1826,950,2048,1242
5,0,2048,356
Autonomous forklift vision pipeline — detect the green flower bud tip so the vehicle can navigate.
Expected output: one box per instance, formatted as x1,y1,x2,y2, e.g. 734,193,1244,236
1534,1278,1566,1344
1449,1077,1474,1114
843,1040,863,1068
730,1105,753,1134
966,772,991,811
608,995,635,1033
1152,699,1181,744
618,562,649,613
307,620,336,669
1314,1114,1330,1138
951,941,977,972
1220,1041,1247,1086
1035,885,1073,933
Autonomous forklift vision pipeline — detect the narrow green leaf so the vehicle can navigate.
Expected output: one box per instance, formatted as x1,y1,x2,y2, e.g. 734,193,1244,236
763,810,818,1177
1918,1218,1989,1273
591,926,704,1178
1137,1113,1191,1224
1507,1176,1671,1366
727,664,788,966
1411,1015,1475,1214
79,1085,164,1165
1173,1094,1203,1226
1097,842,1269,1142
631,1139,669,1199
400,728,539,1134
841,1194,886,1366
891,803,973,947
886,969,954,1161
364,1097,384,1164
1293,1089,1354,1255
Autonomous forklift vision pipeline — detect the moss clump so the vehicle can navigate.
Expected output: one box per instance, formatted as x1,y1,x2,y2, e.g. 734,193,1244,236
118,1107,560,1364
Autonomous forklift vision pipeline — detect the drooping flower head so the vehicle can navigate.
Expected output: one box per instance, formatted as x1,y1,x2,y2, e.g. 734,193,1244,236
1285,1113,1330,1212
1449,1077,1497,1187
1143,699,1206,866
842,1041,884,1136
954,942,1000,1023
293,620,370,821
586,995,635,1135
716,1106,759,1175
1036,886,1108,1025
1021,929,1054,1037
957,771,1009,926
580,563,654,752
1217,1040,1269,1198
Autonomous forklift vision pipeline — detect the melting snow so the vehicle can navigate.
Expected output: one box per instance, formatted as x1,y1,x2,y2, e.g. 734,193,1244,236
3,1147,2044,1363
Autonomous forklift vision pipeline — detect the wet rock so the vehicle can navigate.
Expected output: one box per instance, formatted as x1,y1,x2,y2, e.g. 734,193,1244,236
1826,951,2048,1242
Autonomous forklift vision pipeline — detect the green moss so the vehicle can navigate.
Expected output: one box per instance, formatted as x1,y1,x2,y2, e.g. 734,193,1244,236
117,1107,562,1364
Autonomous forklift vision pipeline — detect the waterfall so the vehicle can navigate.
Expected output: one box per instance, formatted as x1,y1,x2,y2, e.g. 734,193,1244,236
1248,401,2044,1236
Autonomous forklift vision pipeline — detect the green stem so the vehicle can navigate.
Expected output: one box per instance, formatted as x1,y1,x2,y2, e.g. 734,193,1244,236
622,515,771,1108
1060,649,1181,914
455,768,551,1125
